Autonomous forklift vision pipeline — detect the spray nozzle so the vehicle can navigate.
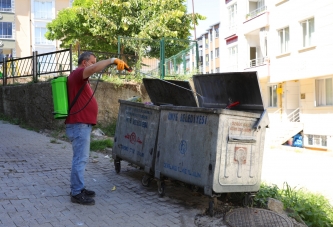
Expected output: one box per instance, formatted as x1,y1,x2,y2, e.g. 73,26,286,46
125,66,133,72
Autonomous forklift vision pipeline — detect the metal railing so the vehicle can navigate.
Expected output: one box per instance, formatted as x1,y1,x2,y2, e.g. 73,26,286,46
246,5,267,20
248,57,269,68
287,108,300,122
270,108,300,123
0,7,12,12
1,48,72,85
0,35,13,39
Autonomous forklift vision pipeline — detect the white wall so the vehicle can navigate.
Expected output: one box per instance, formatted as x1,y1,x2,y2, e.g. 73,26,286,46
270,0,333,82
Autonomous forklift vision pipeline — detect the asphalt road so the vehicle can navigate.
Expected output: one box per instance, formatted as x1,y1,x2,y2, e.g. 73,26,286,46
261,145,333,205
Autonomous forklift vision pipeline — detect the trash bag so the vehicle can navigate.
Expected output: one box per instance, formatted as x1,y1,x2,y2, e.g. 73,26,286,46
293,134,303,148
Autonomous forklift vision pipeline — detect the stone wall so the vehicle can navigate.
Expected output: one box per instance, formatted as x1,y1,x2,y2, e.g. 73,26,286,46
0,81,149,130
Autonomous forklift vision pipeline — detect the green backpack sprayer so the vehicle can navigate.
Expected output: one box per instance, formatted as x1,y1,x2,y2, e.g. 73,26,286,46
51,76,88,119
51,65,132,120
51,76,70,119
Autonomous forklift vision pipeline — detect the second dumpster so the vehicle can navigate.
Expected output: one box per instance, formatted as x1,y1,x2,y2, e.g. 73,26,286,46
112,78,197,186
154,72,269,200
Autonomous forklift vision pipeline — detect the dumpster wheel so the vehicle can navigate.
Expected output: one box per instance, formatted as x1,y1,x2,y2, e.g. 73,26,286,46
157,180,165,197
242,193,255,207
114,159,121,173
141,175,152,187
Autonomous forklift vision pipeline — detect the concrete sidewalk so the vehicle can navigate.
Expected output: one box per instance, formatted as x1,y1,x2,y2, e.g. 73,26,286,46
0,121,227,227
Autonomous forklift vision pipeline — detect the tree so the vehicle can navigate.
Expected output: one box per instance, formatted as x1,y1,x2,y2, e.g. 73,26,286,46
46,0,205,57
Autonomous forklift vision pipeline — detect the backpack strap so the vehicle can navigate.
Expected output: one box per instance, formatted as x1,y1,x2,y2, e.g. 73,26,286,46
68,81,88,114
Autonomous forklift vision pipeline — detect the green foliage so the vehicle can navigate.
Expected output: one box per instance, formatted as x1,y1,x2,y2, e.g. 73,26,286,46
98,70,144,86
46,0,205,54
0,113,21,125
90,139,113,151
94,121,117,137
254,182,333,227
254,183,281,208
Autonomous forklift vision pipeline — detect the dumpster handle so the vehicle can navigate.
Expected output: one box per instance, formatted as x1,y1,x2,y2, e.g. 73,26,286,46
253,109,267,131
228,135,256,143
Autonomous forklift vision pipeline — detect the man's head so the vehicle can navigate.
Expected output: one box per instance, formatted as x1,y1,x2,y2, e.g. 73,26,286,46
78,52,96,67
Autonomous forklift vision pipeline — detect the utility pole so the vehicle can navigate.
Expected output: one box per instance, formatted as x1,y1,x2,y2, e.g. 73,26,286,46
192,0,196,40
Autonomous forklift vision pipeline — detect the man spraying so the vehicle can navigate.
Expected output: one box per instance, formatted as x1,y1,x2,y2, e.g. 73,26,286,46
65,52,129,205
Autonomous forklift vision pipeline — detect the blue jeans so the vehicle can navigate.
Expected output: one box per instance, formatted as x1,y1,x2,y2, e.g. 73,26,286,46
66,123,92,196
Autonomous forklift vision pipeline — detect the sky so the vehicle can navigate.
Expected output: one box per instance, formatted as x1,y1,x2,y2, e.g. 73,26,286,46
186,0,221,39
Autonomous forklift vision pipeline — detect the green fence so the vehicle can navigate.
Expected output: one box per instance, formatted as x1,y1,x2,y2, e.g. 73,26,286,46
118,37,199,79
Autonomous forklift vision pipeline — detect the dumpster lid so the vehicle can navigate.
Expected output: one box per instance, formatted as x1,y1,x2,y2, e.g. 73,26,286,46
193,72,264,113
143,78,197,107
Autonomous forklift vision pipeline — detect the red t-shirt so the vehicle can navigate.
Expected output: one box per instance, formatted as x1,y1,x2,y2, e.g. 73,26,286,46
65,67,98,125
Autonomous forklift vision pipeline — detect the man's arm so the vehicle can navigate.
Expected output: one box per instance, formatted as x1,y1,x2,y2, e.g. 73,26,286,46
83,58,128,79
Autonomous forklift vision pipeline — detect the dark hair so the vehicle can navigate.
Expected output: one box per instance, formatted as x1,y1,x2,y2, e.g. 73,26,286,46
78,52,96,65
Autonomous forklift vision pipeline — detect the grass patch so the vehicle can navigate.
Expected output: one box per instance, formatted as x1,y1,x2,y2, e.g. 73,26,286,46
254,182,333,227
94,121,117,137
50,139,62,144
0,113,20,125
90,139,113,151
0,114,37,131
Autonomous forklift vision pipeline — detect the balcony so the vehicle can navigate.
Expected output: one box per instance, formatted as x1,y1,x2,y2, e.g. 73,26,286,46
247,57,269,68
243,7,269,34
244,57,270,79
245,5,267,21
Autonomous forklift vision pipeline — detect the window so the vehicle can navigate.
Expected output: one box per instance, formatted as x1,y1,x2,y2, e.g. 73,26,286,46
228,3,237,30
215,28,219,38
215,48,219,58
268,85,278,107
34,1,52,19
278,27,289,53
210,51,213,59
0,0,11,11
35,27,53,45
0,22,12,38
205,54,209,66
210,31,212,42
216,67,220,73
307,135,327,147
301,18,314,47
228,45,238,68
315,78,333,106
205,39,208,48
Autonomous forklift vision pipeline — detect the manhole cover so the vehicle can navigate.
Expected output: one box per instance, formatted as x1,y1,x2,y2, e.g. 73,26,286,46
225,208,293,227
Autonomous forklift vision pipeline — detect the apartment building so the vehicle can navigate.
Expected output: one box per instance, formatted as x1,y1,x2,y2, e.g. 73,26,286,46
189,22,220,74
0,0,71,61
219,0,333,150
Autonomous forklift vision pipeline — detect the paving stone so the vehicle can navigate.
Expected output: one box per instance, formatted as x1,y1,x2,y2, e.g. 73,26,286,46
0,121,228,227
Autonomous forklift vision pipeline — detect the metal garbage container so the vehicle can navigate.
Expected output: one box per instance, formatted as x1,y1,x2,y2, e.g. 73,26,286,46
154,72,269,202
112,78,197,186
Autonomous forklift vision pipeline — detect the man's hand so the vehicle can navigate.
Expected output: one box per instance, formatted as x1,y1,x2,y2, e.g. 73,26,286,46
114,59,130,71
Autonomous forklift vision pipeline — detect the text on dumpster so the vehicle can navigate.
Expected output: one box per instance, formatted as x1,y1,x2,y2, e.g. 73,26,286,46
167,112,208,125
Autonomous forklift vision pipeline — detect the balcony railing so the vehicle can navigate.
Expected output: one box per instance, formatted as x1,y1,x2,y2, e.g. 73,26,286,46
0,7,13,12
0,35,13,39
245,5,267,20
248,57,269,68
